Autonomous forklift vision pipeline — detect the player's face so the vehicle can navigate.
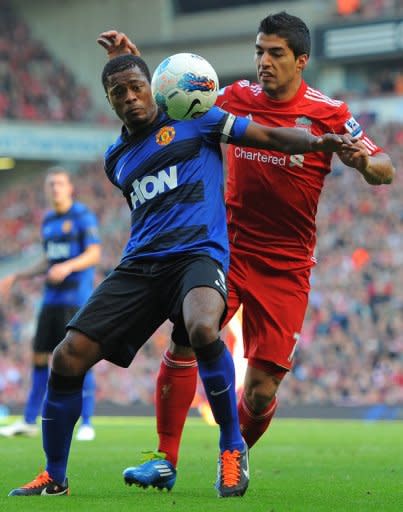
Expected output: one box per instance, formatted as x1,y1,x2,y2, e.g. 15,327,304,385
254,33,308,100
106,67,158,133
45,173,73,209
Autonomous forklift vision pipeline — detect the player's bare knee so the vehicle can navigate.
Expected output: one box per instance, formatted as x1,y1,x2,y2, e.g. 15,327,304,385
33,352,49,366
186,318,219,348
245,378,280,414
52,330,100,376
169,340,194,357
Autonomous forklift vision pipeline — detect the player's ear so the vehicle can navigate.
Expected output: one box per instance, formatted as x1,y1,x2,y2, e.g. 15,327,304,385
296,54,309,72
105,93,114,110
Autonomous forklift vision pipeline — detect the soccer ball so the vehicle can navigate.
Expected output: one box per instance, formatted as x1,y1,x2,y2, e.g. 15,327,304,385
151,53,219,120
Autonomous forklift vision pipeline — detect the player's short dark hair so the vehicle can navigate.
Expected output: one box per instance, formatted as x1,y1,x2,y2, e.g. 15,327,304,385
258,11,311,57
46,166,72,181
102,55,152,91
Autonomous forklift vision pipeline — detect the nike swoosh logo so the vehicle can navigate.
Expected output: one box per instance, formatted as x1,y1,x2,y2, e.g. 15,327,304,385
116,160,128,181
184,98,201,118
41,487,67,496
242,468,249,478
42,417,54,421
210,383,231,396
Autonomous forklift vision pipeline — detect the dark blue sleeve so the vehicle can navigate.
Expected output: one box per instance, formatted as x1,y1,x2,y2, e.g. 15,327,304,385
194,105,250,145
78,210,101,247
104,134,127,188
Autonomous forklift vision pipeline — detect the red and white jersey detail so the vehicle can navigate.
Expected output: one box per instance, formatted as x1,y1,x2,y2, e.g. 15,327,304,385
217,80,382,270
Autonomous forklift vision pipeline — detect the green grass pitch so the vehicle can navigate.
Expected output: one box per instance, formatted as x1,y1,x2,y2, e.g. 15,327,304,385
0,417,402,511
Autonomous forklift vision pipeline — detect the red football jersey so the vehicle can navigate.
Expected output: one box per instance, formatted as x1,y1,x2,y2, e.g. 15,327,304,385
217,80,382,270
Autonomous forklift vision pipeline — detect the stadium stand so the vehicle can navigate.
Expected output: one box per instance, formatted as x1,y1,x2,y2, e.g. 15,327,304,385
0,0,102,122
335,0,403,19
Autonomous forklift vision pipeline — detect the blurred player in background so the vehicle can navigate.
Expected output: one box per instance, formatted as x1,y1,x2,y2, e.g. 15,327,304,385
8,49,354,498
99,10,395,491
0,168,101,442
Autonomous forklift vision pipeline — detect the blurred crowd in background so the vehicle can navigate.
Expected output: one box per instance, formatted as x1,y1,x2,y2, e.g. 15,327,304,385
335,0,403,18
0,0,112,123
0,0,401,410
0,0,402,126
0,116,402,408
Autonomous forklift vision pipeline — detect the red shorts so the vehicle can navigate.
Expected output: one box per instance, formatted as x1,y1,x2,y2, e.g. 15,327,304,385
223,250,311,371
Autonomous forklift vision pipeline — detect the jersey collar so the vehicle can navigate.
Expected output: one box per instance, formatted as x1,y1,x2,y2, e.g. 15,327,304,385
261,80,308,110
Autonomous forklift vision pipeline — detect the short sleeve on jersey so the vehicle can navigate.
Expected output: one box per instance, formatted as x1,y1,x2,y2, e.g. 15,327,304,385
194,105,249,145
78,210,100,247
330,102,382,156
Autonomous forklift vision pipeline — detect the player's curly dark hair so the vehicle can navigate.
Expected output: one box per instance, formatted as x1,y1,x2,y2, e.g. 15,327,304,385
102,55,152,91
258,11,311,57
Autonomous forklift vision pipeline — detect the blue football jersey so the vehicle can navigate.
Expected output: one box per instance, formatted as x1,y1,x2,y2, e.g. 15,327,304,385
41,201,100,307
104,106,249,271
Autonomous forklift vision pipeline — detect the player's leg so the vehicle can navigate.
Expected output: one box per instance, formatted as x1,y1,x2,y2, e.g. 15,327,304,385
183,285,248,497
155,341,197,467
153,262,242,468
122,342,196,492
10,265,159,497
238,361,286,448
76,369,96,441
23,352,49,428
23,305,79,432
9,330,103,496
0,306,54,438
239,264,310,448
55,306,97,442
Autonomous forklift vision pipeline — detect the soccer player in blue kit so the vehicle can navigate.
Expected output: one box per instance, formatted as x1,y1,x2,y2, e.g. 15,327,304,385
8,54,355,498
0,169,101,442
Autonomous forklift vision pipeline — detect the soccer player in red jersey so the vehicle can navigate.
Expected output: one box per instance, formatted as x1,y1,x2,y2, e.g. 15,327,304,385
98,11,394,490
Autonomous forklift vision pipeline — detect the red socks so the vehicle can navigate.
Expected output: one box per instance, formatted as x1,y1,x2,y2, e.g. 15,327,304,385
238,394,278,448
156,350,198,467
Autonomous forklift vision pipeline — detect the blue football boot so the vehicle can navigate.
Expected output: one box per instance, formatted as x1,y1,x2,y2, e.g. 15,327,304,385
123,451,177,491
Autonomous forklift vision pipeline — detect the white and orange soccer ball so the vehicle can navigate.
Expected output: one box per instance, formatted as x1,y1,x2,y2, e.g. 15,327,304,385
151,53,219,120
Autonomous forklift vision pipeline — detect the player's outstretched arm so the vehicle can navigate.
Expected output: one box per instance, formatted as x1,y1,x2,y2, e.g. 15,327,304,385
97,30,140,60
237,121,355,155
338,141,395,185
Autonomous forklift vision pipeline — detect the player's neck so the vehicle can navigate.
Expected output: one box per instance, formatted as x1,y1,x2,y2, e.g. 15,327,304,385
264,77,303,102
53,198,73,214
126,109,159,137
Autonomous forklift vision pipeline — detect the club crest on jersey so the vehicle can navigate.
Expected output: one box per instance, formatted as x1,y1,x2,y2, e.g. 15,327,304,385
61,220,72,233
295,116,312,133
156,126,176,146
344,117,363,137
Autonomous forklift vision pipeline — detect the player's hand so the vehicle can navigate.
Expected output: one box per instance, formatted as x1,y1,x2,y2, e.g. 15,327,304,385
0,275,16,300
312,133,356,153
47,262,73,284
97,30,141,59
337,139,370,173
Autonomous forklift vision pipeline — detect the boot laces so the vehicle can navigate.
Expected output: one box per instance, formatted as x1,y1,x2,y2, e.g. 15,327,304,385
140,450,167,463
220,449,241,487
22,470,52,489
